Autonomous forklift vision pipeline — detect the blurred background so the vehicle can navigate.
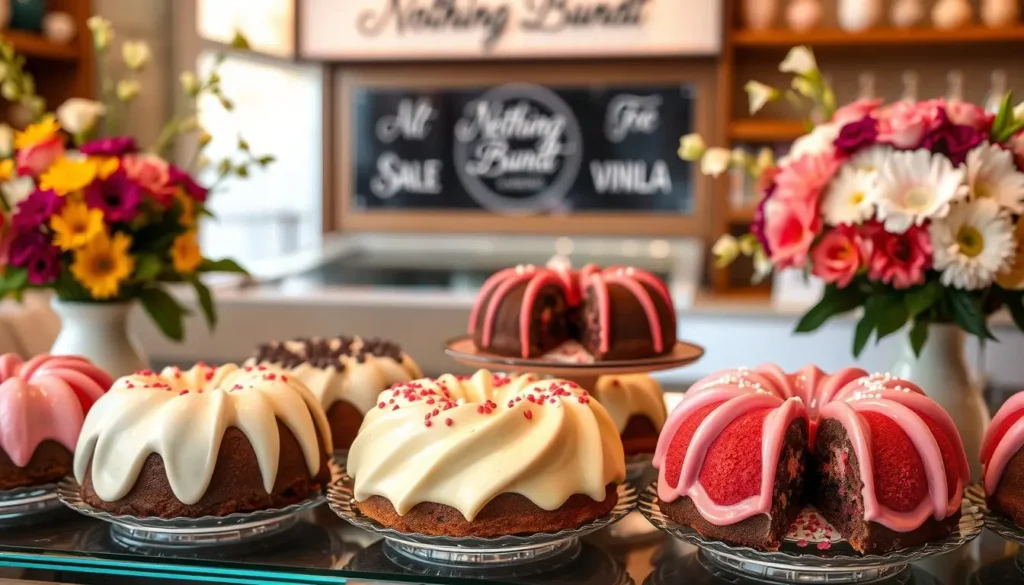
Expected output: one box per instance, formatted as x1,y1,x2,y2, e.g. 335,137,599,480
8,0,1024,390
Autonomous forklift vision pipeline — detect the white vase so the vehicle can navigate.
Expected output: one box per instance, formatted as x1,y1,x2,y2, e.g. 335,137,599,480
981,0,1019,27
932,0,973,29
889,324,988,481
49,299,149,379
891,0,925,28
785,0,822,31
837,0,882,32
741,0,778,30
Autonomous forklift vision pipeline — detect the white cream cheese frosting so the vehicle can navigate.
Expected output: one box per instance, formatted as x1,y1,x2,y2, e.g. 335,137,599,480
73,363,332,505
591,374,667,433
249,336,422,414
347,369,626,521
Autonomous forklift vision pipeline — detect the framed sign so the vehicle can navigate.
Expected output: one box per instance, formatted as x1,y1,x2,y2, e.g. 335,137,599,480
333,62,716,236
300,0,722,60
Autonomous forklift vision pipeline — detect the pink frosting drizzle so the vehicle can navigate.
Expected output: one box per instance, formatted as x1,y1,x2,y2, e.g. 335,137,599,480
653,364,968,532
0,354,112,466
981,392,1024,495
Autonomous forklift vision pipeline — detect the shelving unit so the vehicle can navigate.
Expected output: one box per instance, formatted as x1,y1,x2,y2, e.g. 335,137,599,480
711,1,1024,296
4,30,80,61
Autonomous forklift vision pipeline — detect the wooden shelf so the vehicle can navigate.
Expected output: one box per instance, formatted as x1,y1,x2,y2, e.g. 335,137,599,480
733,25,1024,48
728,206,757,223
729,119,805,142
2,30,79,62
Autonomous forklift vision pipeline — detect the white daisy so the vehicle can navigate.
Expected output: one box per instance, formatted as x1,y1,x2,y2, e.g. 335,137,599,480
875,149,965,234
850,145,894,175
822,166,877,226
930,198,1016,290
962,142,1024,214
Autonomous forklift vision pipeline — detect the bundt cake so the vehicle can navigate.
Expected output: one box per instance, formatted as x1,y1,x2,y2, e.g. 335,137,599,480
654,364,968,553
469,264,677,361
73,363,332,518
981,393,1024,527
249,336,421,451
591,374,667,456
347,369,626,537
0,354,112,490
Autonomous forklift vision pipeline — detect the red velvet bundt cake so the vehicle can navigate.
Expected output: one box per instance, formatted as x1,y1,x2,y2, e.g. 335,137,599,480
653,364,968,553
469,264,677,361
981,393,1024,526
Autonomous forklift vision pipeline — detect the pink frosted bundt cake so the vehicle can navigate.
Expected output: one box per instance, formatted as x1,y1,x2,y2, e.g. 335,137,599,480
654,364,968,553
981,393,1024,526
0,354,112,489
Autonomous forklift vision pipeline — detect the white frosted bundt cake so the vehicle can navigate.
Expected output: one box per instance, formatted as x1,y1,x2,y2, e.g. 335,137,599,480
74,363,332,518
347,370,626,537
250,336,421,450
591,374,667,455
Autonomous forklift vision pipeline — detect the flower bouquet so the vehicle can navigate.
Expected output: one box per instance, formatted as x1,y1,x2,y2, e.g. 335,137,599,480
683,47,1024,356
0,20,271,342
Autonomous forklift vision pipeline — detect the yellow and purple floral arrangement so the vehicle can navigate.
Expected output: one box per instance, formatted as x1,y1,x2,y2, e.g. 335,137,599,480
0,19,271,341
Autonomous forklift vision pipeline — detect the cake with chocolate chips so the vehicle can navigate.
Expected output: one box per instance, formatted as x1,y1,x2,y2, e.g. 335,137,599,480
250,336,421,451
347,370,626,537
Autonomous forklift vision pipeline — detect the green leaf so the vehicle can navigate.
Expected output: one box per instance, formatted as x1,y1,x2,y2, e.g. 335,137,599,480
998,117,1024,143
904,282,941,317
1007,292,1024,332
853,311,876,357
139,287,188,342
257,155,275,167
909,319,930,357
873,294,909,342
237,136,250,152
992,91,1014,140
133,254,163,282
230,31,251,50
794,286,864,333
946,288,997,341
0,267,28,298
188,275,217,329
199,258,248,275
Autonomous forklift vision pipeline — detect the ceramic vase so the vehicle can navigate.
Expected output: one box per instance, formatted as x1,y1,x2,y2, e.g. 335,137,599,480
932,0,973,29
741,0,778,31
981,0,1019,27
837,0,882,32
889,324,988,481
785,0,822,31
49,299,149,378
891,0,925,28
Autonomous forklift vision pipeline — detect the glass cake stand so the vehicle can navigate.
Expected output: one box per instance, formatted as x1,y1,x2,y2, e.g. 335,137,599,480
638,483,984,584
57,476,326,550
966,483,1024,575
327,472,638,571
0,482,62,522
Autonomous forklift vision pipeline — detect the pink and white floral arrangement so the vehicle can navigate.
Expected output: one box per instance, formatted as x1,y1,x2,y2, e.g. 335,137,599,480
682,47,1024,355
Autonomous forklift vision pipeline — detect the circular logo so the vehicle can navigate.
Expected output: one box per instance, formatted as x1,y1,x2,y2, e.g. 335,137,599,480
453,83,582,215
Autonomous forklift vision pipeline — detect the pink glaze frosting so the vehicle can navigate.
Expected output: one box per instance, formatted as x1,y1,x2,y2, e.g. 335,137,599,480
468,264,674,358
981,392,1024,495
0,354,112,467
653,364,969,532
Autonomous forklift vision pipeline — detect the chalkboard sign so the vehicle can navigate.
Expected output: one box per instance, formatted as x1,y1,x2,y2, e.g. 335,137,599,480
351,83,694,215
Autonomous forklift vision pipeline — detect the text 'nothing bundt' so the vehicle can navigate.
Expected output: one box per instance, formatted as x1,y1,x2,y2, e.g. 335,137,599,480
654,364,968,553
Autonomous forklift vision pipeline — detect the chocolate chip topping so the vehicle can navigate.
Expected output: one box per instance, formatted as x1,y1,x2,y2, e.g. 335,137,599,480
251,336,405,369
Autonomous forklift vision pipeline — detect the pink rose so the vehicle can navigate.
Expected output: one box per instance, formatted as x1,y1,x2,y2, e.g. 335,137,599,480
865,221,931,289
810,227,868,288
773,151,841,204
832,98,882,127
16,136,64,176
876,101,931,149
943,99,993,131
122,154,176,205
764,197,822,270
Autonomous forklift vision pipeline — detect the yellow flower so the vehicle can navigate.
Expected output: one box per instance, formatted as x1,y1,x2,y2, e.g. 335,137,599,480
0,159,14,182
71,230,134,300
39,157,98,196
50,200,104,250
175,191,195,227
14,115,60,149
171,231,202,273
95,156,119,179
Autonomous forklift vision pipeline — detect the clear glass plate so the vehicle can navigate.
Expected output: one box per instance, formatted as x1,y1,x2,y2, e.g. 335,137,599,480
327,472,637,569
0,482,62,521
967,482,1024,547
57,476,326,550
625,453,653,484
638,482,984,584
